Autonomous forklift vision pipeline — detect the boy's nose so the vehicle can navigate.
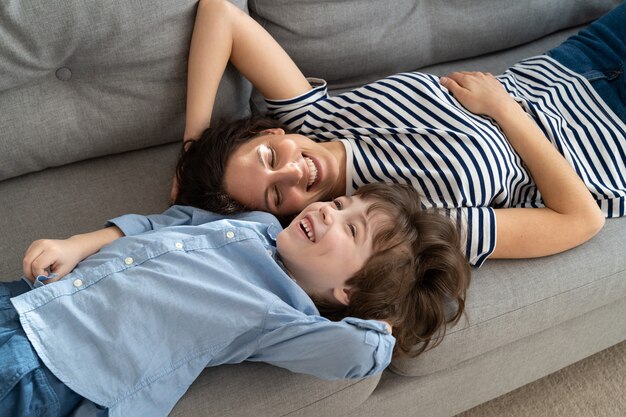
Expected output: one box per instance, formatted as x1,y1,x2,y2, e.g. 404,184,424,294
319,203,334,225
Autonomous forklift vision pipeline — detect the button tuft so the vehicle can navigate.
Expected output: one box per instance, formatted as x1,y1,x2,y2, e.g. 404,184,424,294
55,67,72,81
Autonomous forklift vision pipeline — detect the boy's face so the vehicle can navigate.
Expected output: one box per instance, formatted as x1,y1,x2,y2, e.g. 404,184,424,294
277,195,389,305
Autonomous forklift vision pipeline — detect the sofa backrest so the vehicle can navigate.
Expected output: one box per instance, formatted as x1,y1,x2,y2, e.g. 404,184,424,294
249,0,622,89
2,0,621,181
0,0,250,182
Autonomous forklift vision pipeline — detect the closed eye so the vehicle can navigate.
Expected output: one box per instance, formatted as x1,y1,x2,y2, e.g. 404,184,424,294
274,185,281,207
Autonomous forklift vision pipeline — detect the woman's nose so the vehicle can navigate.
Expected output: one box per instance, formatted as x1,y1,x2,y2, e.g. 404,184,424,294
275,161,303,186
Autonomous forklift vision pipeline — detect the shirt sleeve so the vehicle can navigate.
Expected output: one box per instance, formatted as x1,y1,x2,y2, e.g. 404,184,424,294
251,302,395,380
448,206,497,268
265,77,329,132
104,205,214,236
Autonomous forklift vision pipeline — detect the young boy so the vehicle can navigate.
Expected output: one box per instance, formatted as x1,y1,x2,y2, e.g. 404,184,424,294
2,183,470,417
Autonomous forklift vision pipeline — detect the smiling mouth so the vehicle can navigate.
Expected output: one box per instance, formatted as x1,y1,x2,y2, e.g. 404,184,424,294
299,217,316,242
304,157,319,190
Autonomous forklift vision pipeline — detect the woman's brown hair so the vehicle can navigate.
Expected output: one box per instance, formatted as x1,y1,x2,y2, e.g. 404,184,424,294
316,183,471,357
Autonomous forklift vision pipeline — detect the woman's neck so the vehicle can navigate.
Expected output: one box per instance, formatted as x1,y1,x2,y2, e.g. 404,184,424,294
321,140,347,197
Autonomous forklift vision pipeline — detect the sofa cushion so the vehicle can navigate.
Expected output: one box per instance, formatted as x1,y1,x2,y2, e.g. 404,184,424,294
170,362,381,417
0,143,180,279
249,0,622,90
0,0,252,181
391,217,626,376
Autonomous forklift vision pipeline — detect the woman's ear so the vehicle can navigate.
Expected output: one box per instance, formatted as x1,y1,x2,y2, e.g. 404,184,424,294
332,286,353,306
260,128,285,136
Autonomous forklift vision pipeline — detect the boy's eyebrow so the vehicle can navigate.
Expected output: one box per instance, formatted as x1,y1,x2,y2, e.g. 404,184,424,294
360,211,369,244
348,196,369,244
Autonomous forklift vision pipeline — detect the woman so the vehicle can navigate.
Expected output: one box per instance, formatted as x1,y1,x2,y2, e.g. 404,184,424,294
179,0,625,266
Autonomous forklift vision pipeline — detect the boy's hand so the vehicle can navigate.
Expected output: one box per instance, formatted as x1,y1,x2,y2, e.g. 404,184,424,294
440,72,517,119
22,226,124,285
22,238,84,283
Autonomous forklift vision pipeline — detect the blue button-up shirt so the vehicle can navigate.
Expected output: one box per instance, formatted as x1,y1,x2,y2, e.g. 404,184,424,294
11,206,395,417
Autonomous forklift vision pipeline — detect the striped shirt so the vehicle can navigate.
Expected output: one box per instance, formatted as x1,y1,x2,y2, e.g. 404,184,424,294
266,56,626,266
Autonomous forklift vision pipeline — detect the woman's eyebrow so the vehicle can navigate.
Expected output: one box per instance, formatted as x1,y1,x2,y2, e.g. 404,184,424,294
256,146,267,168
256,146,272,211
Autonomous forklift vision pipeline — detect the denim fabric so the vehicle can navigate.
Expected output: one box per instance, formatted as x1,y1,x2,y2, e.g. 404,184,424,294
547,2,626,122
0,283,83,417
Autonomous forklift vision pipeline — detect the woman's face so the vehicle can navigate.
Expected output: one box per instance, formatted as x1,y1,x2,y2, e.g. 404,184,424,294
223,129,346,217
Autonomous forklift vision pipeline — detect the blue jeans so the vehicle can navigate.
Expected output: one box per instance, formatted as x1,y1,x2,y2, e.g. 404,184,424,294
547,2,626,123
0,281,83,417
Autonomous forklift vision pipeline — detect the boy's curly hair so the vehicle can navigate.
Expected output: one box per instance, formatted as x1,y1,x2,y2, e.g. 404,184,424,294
316,183,471,357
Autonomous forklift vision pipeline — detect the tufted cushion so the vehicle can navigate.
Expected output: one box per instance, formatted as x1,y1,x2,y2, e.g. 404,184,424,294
0,0,252,181
249,0,622,90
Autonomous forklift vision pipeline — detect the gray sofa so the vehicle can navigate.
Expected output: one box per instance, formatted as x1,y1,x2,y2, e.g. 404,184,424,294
1,0,625,416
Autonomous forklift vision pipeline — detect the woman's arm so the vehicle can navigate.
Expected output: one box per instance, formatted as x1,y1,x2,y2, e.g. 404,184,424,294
184,0,311,140
22,226,124,283
440,72,605,258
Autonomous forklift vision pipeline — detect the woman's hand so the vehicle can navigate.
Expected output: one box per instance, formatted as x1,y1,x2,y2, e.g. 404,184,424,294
440,74,604,259
440,72,516,119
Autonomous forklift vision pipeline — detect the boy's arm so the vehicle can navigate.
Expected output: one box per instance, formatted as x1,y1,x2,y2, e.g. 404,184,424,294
106,205,218,236
21,206,205,283
22,226,124,283
440,72,605,258
252,316,395,380
184,0,311,140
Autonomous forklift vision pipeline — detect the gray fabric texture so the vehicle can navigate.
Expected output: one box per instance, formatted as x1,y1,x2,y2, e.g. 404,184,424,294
169,362,381,417
2,0,625,416
348,298,626,417
0,143,178,277
249,0,623,89
0,0,251,182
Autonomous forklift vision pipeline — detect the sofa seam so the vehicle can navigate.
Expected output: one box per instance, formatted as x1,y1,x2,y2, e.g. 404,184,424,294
280,378,372,416
447,265,626,336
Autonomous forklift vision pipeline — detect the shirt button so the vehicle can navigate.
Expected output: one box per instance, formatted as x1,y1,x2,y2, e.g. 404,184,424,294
73,279,83,288
226,231,235,239
175,242,184,249
267,249,273,257
124,257,134,265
